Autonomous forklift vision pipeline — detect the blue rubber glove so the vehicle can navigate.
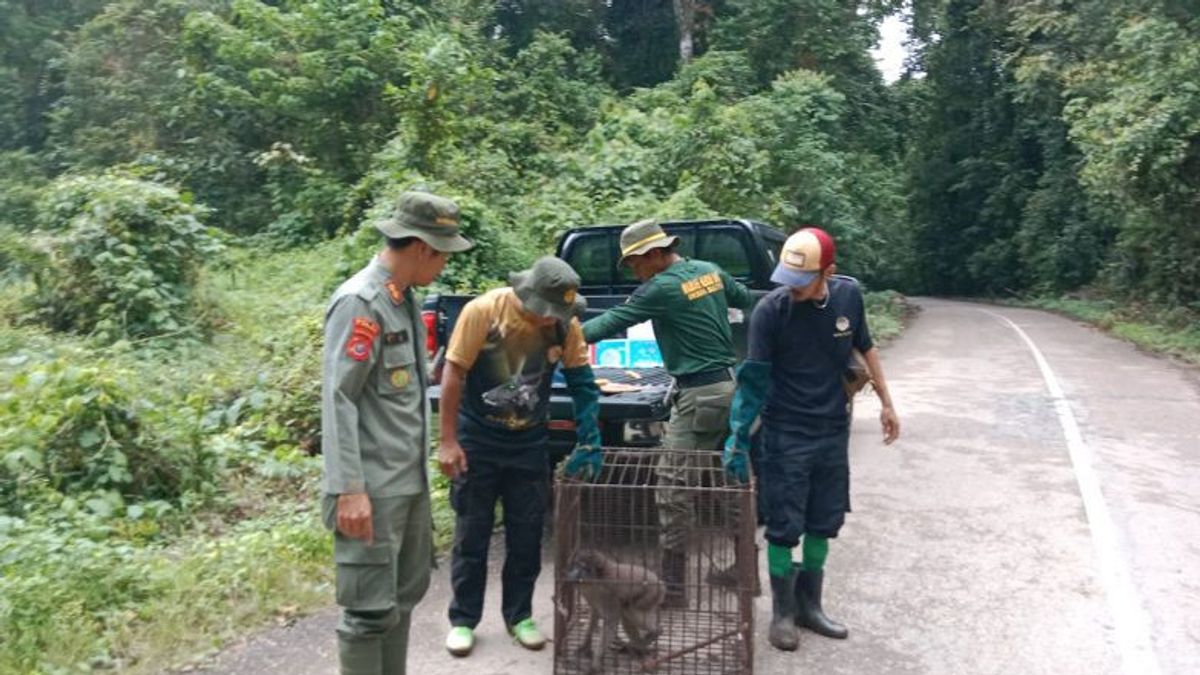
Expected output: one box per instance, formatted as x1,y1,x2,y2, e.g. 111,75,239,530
722,437,750,483
563,445,603,481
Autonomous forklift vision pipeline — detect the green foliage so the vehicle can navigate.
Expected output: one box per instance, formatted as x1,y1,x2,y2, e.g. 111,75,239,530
908,0,1199,307
0,149,50,229
1061,15,1200,307
25,173,223,342
863,290,912,345
1021,295,1200,366
0,0,108,151
0,351,216,515
0,507,329,673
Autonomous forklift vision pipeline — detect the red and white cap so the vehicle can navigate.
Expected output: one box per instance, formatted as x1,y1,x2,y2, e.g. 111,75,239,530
771,227,836,287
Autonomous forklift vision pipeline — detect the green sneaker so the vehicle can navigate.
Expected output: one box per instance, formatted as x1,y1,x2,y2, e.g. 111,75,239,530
445,626,474,657
509,618,546,650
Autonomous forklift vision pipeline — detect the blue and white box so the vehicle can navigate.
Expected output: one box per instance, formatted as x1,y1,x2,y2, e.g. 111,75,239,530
594,340,630,368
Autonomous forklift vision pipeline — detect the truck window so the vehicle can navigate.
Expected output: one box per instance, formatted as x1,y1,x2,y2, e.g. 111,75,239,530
566,232,614,286
694,227,753,278
764,232,784,266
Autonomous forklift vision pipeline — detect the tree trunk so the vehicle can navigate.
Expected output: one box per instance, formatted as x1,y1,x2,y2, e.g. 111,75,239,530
673,0,696,63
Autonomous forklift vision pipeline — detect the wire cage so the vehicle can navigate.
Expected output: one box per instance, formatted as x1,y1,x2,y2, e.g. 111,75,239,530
553,447,759,675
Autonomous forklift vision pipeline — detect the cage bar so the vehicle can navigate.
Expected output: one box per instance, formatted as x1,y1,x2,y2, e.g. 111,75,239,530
553,447,759,675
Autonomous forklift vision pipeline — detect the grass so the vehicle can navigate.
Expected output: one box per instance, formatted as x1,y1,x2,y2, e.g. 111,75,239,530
0,241,349,673
864,289,915,346
0,503,332,674
1018,295,1200,366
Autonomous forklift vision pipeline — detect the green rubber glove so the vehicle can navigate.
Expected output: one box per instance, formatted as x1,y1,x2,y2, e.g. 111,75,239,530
562,365,601,448
722,438,750,483
563,445,603,481
724,360,771,482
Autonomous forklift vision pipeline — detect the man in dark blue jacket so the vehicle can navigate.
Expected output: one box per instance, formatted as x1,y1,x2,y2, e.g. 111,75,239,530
723,227,900,651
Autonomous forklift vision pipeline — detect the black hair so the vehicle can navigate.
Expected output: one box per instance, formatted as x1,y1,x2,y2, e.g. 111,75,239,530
385,236,419,251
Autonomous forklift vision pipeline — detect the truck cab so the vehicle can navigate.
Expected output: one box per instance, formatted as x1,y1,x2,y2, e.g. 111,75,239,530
423,219,786,461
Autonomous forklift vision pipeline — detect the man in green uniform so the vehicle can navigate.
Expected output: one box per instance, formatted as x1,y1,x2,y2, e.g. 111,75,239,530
322,191,472,675
582,219,754,603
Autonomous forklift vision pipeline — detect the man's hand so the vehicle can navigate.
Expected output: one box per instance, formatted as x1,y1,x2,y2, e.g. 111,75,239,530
563,445,603,481
336,493,374,543
438,440,469,479
881,406,900,445
722,437,750,483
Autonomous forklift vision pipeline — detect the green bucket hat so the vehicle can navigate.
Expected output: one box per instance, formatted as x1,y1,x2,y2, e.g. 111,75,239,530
617,218,679,267
509,256,581,323
373,191,474,253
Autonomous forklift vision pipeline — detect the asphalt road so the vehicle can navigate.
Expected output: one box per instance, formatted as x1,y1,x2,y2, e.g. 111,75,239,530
192,298,1200,675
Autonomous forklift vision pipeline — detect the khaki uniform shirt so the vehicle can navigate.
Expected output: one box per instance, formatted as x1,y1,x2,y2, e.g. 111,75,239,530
321,257,429,497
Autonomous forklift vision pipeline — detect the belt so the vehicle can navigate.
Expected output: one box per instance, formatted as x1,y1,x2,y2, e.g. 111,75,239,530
674,367,733,389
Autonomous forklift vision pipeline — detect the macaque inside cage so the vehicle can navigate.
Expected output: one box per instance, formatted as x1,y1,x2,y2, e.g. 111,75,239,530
553,447,759,675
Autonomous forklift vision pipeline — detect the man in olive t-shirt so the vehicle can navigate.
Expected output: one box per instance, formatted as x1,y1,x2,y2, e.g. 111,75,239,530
436,256,602,657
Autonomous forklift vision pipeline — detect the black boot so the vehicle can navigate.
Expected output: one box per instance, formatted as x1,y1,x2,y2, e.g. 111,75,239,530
768,570,800,651
794,567,848,639
662,548,687,608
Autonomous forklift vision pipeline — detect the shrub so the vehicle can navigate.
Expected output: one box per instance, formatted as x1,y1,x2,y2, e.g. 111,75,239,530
25,173,223,343
0,150,49,230
0,352,216,514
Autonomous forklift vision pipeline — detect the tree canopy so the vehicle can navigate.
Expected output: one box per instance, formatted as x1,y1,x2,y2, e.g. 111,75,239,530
1,0,1196,309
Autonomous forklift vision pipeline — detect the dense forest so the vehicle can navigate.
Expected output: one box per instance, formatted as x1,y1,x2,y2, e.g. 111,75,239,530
0,0,1197,672
3,0,1198,303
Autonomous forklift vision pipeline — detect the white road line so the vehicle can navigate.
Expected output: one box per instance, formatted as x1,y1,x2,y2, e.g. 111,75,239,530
984,309,1162,675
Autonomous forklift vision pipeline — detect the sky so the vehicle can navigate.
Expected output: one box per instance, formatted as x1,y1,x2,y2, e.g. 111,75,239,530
872,13,909,83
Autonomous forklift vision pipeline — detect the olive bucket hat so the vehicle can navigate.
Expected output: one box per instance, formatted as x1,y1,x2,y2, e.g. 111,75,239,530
373,191,474,253
617,218,679,267
509,256,581,323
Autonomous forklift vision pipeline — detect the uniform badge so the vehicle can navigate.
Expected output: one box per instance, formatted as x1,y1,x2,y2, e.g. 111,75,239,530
385,281,404,305
384,330,409,345
836,316,850,332
345,317,380,361
389,368,411,389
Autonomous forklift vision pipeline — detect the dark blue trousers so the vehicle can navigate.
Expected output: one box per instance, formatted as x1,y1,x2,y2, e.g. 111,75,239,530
761,420,851,547
447,445,548,629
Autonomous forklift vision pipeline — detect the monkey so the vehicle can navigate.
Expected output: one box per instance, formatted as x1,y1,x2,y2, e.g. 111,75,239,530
566,548,666,674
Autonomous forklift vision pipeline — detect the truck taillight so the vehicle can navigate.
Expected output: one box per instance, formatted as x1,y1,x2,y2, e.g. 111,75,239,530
421,310,437,357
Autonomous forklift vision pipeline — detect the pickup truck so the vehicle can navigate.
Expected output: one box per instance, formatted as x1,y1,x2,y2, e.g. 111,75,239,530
421,219,787,463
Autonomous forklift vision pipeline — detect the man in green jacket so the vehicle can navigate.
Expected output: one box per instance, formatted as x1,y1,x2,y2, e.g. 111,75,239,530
321,191,472,675
582,219,754,604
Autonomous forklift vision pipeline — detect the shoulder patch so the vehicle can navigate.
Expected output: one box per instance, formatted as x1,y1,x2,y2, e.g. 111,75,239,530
345,317,381,361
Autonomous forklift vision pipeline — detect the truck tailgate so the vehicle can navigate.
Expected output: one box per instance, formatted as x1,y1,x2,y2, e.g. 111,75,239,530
427,366,673,421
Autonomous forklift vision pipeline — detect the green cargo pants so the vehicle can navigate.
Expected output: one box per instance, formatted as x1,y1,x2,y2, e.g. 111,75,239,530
657,379,735,551
322,491,433,675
